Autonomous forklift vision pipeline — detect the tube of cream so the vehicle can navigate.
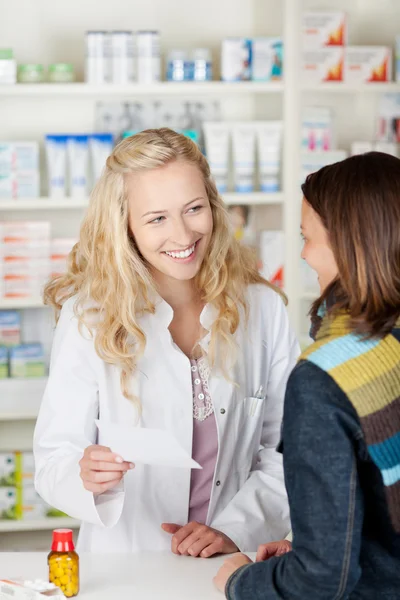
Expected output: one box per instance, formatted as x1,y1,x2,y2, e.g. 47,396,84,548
232,123,256,192
256,121,283,192
67,135,89,197
203,122,230,193
45,135,68,198
89,133,114,186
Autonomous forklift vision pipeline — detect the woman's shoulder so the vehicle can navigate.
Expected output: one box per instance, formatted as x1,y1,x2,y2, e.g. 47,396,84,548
245,282,285,313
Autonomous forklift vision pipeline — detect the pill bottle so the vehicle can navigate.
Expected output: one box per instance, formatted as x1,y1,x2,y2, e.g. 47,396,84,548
48,528,79,598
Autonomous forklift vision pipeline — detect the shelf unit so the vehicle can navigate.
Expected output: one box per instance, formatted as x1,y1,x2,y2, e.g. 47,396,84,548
0,517,80,533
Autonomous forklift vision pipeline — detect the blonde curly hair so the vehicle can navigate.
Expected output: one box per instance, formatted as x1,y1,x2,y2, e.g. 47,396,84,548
44,128,281,401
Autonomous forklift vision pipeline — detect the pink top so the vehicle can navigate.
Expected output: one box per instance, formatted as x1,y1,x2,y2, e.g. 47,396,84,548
188,357,218,524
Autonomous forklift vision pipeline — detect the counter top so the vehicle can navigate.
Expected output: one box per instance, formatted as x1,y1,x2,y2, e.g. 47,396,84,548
0,552,252,599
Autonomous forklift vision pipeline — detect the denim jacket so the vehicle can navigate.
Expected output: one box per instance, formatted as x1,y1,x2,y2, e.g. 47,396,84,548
226,361,400,599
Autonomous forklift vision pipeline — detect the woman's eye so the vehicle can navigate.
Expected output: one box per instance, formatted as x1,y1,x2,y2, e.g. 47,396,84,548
188,205,202,213
149,216,165,224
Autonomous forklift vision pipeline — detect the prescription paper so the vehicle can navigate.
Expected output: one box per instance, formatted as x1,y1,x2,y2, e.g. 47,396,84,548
95,420,202,470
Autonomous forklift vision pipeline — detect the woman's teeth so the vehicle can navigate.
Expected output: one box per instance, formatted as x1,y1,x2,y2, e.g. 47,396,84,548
165,243,196,259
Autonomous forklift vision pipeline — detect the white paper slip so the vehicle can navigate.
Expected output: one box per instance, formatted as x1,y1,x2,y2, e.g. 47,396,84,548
95,420,202,470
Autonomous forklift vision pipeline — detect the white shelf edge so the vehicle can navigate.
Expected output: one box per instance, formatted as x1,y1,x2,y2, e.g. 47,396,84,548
224,192,283,205
0,193,283,211
0,298,46,309
0,81,284,97
301,292,319,301
302,82,400,93
0,517,80,532
0,198,89,211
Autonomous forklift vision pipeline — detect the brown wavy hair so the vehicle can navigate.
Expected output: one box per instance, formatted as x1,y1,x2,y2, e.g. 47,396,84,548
44,128,282,402
302,151,400,337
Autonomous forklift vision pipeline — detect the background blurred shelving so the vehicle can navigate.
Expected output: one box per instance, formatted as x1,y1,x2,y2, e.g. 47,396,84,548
1,0,400,549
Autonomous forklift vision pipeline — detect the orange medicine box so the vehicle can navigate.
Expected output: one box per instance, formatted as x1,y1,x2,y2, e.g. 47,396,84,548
302,48,344,84
344,47,392,83
302,11,347,50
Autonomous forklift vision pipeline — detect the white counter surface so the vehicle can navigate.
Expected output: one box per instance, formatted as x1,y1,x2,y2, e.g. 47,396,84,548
0,552,252,599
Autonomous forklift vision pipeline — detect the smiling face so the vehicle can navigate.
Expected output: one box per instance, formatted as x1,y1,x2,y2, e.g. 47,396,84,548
126,159,213,284
301,197,338,293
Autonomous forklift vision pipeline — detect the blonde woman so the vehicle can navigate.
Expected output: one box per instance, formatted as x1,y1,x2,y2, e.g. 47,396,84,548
34,128,299,554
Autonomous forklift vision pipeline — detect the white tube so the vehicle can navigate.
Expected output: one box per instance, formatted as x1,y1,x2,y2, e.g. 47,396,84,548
256,122,283,193
89,133,114,186
203,122,230,193
232,123,256,192
45,135,67,198
67,135,89,198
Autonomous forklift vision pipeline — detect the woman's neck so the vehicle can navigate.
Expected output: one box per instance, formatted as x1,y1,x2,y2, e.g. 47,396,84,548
153,271,201,313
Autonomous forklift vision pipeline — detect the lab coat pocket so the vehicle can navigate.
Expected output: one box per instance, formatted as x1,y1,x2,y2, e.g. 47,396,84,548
244,396,265,419
234,396,265,471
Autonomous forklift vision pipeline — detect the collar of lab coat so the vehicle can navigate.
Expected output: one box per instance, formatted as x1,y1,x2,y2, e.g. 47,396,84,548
148,294,219,354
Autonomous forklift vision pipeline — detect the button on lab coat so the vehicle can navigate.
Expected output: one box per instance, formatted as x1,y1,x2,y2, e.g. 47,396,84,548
34,284,299,553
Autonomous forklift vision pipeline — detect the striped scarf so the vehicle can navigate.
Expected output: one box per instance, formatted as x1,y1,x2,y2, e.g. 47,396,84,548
301,311,400,533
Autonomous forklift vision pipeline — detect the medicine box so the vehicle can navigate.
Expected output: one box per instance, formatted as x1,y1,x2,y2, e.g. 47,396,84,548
0,221,51,243
0,453,16,486
344,47,392,83
221,37,251,81
9,343,46,378
0,346,7,378
300,150,348,184
0,486,18,519
302,48,344,84
302,11,347,50
259,231,284,289
0,310,21,346
0,580,65,600
251,38,283,81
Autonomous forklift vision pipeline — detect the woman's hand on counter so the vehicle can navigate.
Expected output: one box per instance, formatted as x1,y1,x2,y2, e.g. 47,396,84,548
79,444,135,495
256,539,292,562
213,553,253,592
161,522,239,558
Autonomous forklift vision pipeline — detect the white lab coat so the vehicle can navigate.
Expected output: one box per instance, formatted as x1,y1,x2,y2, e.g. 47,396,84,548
34,284,299,553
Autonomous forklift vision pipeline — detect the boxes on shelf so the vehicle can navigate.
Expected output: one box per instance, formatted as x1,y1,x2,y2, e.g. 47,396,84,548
0,221,51,300
0,310,21,346
302,11,347,50
9,343,46,378
302,48,344,83
0,486,18,519
0,49,16,84
0,142,39,199
0,346,7,378
221,38,252,81
344,47,392,83
251,38,283,81
0,221,51,243
259,231,284,289
50,238,76,278
0,453,17,487
302,107,334,151
396,36,400,83
301,150,348,183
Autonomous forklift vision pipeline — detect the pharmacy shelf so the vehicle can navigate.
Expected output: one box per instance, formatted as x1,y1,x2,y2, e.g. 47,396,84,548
0,81,284,97
0,377,47,420
0,198,89,211
0,193,282,211
301,291,319,301
224,192,283,205
0,517,80,532
0,298,45,309
301,82,400,93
